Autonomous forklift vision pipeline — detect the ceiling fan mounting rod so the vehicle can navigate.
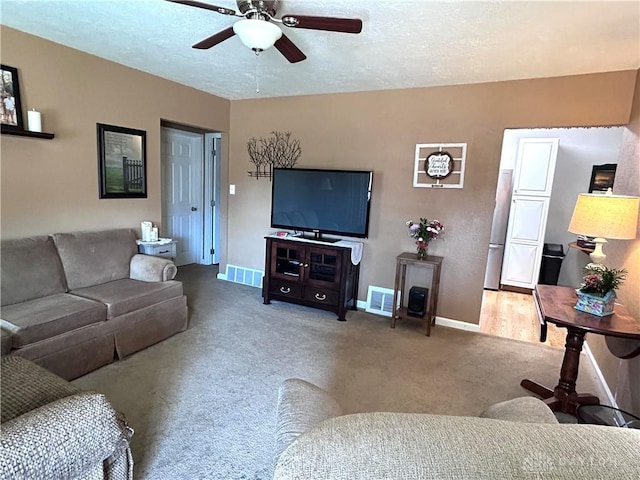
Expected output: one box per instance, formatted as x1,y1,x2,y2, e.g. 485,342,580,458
237,0,279,18
246,10,272,21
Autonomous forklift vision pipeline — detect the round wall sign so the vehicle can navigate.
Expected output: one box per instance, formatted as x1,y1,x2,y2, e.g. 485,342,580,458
425,151,453,179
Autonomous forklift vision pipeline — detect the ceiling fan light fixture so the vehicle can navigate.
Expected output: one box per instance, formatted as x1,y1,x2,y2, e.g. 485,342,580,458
233,19,282,51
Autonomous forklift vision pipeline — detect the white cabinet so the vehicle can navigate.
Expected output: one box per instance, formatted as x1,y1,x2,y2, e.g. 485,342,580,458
513,138,558,196
501,138,558,289
501,196,550,288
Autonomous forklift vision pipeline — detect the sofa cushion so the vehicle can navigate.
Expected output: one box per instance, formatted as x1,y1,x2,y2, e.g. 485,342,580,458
274,412,640,479
71,279,184,319
0,293,106,347
53,229,138,290
1,236,68,306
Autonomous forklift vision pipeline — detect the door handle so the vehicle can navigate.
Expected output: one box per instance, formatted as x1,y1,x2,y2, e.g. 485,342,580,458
279,286,291,294
191,207,198,211
314,293,327,301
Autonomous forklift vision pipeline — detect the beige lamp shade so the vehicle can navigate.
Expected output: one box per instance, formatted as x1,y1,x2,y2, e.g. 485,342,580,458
568,192,640,239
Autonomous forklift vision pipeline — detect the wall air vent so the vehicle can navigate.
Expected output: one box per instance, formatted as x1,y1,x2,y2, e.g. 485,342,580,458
365,286,395,317
219,264,263,289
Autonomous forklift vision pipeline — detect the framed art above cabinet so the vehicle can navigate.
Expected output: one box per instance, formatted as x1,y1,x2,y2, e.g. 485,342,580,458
413,143,466,189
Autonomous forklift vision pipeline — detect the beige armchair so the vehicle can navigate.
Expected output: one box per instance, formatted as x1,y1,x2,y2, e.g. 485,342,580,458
0,356,133,479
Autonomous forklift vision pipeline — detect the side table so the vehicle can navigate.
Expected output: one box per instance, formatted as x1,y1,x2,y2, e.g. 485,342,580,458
137,239,177,260
391,252,443,336
522,284,640,415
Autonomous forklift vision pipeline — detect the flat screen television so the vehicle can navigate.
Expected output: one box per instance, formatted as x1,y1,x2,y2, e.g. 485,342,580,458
270,168,373,242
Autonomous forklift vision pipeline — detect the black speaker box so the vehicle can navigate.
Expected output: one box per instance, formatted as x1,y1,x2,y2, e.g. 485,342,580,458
407,286,428,318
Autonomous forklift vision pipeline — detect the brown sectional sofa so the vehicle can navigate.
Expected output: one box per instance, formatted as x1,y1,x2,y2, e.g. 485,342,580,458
0,228,188,380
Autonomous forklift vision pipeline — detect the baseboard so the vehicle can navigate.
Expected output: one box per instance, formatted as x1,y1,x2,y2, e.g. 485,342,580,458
434,316,481,332
583,340,618,408
356,301,481,332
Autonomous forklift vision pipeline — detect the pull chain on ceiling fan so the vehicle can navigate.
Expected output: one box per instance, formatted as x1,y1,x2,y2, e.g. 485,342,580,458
166,0,363,63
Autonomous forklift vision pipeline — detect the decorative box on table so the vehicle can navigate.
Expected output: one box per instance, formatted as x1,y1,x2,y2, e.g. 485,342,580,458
575,290,616,317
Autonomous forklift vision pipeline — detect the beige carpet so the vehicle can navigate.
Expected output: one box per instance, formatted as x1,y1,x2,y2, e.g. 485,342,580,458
73,264,604,479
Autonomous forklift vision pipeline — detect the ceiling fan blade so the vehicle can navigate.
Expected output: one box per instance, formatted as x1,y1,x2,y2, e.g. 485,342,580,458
165,0,239,16
274,34,307,63
281,15,363,34
193,27,236,49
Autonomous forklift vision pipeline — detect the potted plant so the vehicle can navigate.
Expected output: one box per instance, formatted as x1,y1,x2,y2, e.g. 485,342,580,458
575,264,627,316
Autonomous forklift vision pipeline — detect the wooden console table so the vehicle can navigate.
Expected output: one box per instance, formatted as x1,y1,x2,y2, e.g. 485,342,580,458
391,252,442,336
521,284,640,415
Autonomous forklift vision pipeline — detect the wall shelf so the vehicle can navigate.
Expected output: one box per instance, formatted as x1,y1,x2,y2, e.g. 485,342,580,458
569,241,594,254
1,126,55,139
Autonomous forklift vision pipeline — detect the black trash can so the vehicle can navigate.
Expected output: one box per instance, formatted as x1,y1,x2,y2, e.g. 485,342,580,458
539,243,565,285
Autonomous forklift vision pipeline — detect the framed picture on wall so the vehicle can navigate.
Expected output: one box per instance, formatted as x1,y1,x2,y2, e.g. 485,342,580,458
588,163,616,193
1,64,24,130
97,123,147,199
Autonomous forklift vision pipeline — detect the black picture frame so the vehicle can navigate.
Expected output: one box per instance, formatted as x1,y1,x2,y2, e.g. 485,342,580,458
97,123,147,199
1,64,25,130
588,163,616,193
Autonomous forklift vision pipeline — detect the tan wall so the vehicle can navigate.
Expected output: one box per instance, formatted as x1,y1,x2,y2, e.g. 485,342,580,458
228,71,636,324
0,27,230,244
587,69,640,415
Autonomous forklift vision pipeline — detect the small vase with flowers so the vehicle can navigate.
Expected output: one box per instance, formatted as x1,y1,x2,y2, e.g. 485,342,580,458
406,218,444,260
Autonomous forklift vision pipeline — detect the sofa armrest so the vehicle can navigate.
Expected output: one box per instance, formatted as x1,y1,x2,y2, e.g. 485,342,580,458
130,253,177,282
275,378,343,461
479,396,559,424
0,392,132,479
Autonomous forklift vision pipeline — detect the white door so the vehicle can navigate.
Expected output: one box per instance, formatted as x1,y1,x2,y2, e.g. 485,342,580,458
501,196,550,288
513,138,559,196
161,128,203,266
501,137,558,289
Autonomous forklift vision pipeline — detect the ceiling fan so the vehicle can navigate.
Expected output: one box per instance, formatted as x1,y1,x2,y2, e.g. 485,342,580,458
166,0,363,63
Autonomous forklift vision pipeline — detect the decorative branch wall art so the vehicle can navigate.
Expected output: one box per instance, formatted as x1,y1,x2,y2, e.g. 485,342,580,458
247,131,301,180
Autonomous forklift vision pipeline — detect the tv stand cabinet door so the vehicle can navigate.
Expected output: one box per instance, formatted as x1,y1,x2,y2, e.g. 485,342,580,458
269,239,306,283
304,246,343,288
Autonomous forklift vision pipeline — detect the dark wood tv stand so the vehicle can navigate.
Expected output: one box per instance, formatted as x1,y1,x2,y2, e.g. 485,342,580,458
263,236,360,321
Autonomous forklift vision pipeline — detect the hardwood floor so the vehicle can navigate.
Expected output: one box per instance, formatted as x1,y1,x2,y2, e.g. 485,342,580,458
479,289,566,349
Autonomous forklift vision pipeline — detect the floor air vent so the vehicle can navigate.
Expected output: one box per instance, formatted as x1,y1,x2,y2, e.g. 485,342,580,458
365,286,395,317
219,264,263,289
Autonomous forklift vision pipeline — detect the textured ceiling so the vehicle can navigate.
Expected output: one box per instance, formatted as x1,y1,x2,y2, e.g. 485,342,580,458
1,0,639,100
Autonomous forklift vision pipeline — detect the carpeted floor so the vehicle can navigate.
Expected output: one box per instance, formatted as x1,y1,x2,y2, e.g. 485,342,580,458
73,264,604,479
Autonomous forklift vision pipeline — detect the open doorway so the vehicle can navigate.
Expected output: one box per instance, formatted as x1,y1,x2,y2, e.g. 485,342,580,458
479,126,625,346
160,123,221,267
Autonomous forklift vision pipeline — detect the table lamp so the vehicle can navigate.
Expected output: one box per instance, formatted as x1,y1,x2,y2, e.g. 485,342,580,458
568,188,640,264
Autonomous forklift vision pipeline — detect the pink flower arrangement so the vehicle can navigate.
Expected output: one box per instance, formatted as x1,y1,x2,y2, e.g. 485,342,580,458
406,218,444,248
